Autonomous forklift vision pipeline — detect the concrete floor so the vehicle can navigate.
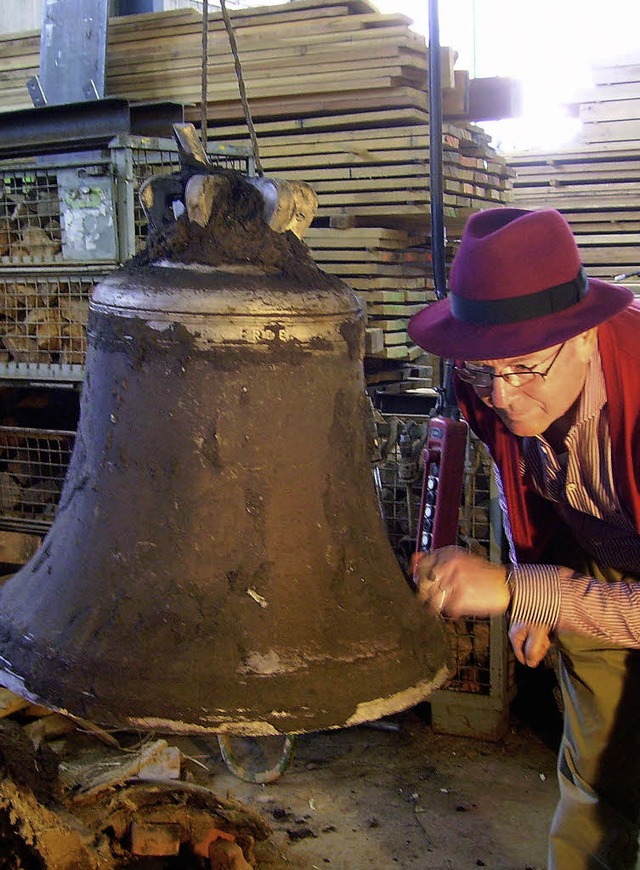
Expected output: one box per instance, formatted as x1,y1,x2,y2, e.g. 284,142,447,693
178,698,561,870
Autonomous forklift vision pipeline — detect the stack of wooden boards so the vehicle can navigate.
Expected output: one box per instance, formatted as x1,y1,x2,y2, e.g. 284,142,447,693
507,53,640,293
0,0,515,382
180,0,513,377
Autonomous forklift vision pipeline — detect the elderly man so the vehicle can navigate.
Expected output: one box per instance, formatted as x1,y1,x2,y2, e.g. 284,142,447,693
408,207,640,870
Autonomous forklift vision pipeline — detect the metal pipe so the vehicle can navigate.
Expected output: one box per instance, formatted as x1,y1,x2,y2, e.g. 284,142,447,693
427,0,447,301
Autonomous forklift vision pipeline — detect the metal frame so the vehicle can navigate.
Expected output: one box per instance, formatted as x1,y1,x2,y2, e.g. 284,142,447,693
374,410,514,740
0,425,76,535
0,135,252,384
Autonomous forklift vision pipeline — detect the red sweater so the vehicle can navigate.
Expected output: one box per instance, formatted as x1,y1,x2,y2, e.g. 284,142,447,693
455,301,640,563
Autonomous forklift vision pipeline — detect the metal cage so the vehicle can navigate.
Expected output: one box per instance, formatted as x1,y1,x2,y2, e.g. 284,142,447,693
0,268,102,381
373,410,514,739
0,425,75,535
0,135,252,268
0,135,252,383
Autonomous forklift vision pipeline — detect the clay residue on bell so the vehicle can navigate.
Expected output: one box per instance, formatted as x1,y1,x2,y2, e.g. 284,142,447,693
129,170,339,292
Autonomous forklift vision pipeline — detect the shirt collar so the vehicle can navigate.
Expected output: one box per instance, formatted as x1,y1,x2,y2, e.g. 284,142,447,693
574,343,606,427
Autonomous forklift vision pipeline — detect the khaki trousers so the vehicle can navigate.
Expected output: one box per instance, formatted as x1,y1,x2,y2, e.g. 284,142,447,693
549,629,640,869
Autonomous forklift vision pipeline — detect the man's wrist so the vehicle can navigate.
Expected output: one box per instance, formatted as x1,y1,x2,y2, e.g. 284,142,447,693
505,564,561,629
503,566,515,617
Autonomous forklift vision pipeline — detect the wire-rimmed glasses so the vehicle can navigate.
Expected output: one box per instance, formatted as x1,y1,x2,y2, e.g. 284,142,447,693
454,342,566,390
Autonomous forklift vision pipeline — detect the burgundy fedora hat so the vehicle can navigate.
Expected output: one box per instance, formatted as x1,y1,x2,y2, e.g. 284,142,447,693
408,207,634,360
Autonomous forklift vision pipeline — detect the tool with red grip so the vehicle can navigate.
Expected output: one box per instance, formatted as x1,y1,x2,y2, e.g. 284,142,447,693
415,414,468,556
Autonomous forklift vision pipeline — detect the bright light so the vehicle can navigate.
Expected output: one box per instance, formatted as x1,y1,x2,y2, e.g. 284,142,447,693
373,0,640,151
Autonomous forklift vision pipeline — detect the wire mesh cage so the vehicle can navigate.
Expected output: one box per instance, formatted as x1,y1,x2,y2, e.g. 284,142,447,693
373,410,512,723
0,135,252,267
0,136,252,383
0,269,101,381
0,426,75,535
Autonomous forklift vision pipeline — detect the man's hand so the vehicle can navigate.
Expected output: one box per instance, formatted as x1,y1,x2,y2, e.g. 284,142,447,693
413,545,510,618
508,623,551,667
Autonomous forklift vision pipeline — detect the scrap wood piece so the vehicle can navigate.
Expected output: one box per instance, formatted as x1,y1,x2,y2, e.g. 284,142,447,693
0,777,111,870
23,712,77,748
104,780,272,843
209,838,253,870
130,820,181,856
90,780,270,866
0,530,41,566
0,686,30,718
70,739,182,804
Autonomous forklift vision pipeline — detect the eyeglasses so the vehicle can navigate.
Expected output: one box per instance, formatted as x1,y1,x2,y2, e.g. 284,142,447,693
454,342,566,390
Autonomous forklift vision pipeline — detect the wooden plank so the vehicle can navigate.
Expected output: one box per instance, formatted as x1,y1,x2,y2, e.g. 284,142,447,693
367,317,410,329
350,275,428,289
194,0,379,22
189,87,430,123
365,328,385,354
305,228,417,247
508,141,640,164
561,209,640,222
219,123,429,149
109,73,403,104
256,149,428,170
571,233,640,246
366,345,409,359
236,163,431,183
384,331,409,346
317,259,428,275
442,69,469,117
440,46,457,90
511,157,640,178
356,290,406,302
576,247,640,265
256,132,430,156
206,4,352,31
580,99,640,123
582,119,640,143
512,192,640,210
0,529,41,565
110,9,407,48
316,189,429,206
576,81,640,103
108,36,425,78
364,302,425,314
571,221,640,233
206,106,428,139
591,63,640,86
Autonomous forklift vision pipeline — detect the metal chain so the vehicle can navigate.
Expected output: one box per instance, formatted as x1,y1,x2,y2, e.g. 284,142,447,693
200,0,209,151
218,0,264,175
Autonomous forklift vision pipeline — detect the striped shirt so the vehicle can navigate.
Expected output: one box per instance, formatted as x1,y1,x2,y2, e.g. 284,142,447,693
508,346,640,646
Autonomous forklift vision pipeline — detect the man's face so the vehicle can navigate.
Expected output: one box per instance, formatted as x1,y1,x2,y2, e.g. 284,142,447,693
463,330,597,438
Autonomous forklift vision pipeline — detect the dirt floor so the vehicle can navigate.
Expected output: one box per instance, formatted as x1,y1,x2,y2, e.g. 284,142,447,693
0,673,563,869
175,697,561,870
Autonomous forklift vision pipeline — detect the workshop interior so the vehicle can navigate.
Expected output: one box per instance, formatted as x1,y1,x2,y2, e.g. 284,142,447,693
0,0,637,867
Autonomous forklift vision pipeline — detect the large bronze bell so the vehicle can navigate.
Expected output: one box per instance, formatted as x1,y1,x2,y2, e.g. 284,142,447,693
0,172,448,736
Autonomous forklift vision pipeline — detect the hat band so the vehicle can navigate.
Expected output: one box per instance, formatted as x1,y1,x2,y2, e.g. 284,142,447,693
450,267,588,326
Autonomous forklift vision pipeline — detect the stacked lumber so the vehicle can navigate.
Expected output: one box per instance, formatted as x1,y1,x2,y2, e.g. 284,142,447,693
0,0,514,381
0,2,424,112
507,54,640,292
180,1,511,373
580,54,640,146
305,226,435,362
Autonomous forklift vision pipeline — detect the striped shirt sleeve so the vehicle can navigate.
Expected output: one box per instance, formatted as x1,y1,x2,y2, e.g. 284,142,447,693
509,564,561,629
509,565,640,647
